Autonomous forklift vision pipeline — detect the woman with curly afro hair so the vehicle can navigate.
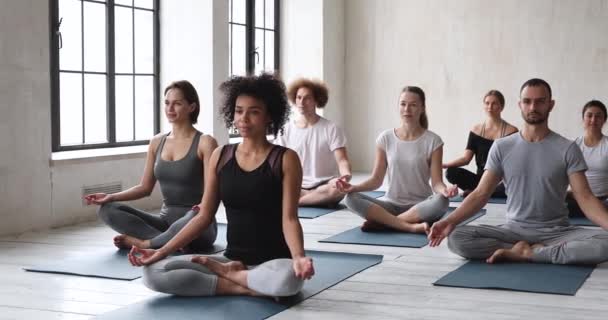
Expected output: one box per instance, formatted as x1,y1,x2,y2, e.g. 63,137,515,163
128,73,314,298
275,78,352,207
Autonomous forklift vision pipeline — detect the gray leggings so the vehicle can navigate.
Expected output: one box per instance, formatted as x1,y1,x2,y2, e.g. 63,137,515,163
345,192,449,224
143,254,304,297
97,202,217,251
448,223,608,265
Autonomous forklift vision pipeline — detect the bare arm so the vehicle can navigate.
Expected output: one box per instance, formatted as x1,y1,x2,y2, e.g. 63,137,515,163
443,149,474,168
347,147,387,192
569,171,608,230
197,134,219,202
430,146,457,197
282,149,315,279
333,147,352,181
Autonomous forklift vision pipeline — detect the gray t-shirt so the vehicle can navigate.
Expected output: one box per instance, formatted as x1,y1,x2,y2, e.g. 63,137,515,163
485,131,587,228
575,135,608,197
377,129,443,206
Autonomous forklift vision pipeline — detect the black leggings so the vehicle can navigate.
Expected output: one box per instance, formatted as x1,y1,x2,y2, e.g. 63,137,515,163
566,192,608,217
446,167,506,198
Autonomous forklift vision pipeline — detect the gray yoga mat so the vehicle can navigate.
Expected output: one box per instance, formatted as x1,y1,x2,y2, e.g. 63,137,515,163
299,190,386,219
319,207,486,248
450,195,507,204
24,224,227,280
94,250,383,320
569,216,597,227
434,260,594,295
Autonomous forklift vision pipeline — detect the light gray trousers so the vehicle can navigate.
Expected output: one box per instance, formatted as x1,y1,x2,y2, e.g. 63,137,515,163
143,254,304,297
345,192,449,224
448,223,608,265
97,202,217,251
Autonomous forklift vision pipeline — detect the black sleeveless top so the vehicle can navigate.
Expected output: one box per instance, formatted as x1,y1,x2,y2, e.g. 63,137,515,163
217,143,291,265
466,122,510,176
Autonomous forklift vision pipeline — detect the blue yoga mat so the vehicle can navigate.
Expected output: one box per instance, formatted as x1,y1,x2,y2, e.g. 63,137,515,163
94,250,383,320
450,195,507,204
24,224,227,280
569,216,597,227
319,208,486,248
434,260,594,295
298,191,385,219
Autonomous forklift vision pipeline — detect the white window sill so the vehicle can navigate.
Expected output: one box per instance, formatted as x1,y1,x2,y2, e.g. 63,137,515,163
51,145,149,165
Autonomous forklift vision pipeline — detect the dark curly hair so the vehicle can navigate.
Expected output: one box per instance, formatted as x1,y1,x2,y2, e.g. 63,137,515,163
219,73,290,137
287,78,329,108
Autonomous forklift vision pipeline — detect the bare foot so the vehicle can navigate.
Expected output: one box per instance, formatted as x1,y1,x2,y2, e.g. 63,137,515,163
191,256,246,277
113,234,147,249
360,220,388,232
410,222,429,234
486,241,534,264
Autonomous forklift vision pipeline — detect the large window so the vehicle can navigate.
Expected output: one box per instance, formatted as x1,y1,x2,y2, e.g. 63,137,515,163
229,0,279,76
50,0,160,151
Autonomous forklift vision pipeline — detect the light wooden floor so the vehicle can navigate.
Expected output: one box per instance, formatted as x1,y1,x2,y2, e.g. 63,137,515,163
1,200,607,319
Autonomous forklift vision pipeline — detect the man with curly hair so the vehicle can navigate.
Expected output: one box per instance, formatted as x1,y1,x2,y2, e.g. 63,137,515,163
276,78,352,207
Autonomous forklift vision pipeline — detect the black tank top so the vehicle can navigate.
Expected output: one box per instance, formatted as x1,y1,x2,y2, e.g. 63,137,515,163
217,143,291,265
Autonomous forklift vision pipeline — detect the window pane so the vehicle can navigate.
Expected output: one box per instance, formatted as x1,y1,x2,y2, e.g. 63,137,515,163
115,0,132,6
255,0,264,28
83,2,106,72
115,75,134,141
254,29,265,75
134,9,154,74
60,72,83,145
84,74,108,144
133,0,153,9
231,0,246,24
265,31,274,71
59,0,82,71
265,0,275,29
134,76,154,140
231,25,246,76
115,6,133,73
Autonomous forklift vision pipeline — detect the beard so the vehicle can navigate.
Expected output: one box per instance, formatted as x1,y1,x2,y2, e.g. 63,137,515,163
522,111,547,125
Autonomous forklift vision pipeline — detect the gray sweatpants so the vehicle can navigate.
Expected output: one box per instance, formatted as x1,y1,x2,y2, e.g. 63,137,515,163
97,202,217,251
142,254,304,297
448,223,608,265
345,192,449,224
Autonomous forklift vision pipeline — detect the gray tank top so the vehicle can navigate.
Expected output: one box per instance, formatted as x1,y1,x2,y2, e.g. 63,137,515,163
154,131,204,208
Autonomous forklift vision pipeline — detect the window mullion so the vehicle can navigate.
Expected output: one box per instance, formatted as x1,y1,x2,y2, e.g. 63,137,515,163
107,0,116,143
80,1,86,144
245,0,254,75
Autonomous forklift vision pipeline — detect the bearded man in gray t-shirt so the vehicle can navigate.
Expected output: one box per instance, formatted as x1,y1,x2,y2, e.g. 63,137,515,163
428,78,608,265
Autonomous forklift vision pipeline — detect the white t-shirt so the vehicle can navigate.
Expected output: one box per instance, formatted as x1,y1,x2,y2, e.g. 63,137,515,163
275,117,347,189
575,135,608,197
377,129,443,206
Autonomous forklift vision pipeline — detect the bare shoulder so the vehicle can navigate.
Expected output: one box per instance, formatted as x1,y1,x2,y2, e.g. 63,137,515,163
199,134,219,150
148,132,167,153
504,123,519,135
471,123,483,135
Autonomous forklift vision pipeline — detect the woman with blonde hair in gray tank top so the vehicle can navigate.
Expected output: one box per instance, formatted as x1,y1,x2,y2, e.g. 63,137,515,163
567,100,608,217
337,86,457,233
84,80,219,252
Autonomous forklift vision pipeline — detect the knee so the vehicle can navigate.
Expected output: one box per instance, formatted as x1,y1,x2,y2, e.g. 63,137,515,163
445,167,458,183
419,194,449,224
96,202,120,221
344,193,369,219
249,259,304,297
447,226,475,258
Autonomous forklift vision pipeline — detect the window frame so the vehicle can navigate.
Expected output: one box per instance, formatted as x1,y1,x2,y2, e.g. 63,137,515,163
229,0,280,76
49,0,161,152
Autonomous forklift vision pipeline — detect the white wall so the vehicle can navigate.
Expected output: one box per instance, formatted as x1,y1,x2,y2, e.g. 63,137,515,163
344,0,608,171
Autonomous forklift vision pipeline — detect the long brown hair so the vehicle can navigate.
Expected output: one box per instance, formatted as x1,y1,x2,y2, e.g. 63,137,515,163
401,86,428,129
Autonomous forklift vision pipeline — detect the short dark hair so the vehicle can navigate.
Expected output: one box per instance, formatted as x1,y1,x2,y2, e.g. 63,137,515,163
219,73,290,137
401,86,428,129
484,90,505,109
582,100,607,120
164,80,200,124
287,78,329,108
520,78,552,98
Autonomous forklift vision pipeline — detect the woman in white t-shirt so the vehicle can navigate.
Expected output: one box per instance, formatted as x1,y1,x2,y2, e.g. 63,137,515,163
275,78,352,207
567,100,608,217
337,86,457,233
